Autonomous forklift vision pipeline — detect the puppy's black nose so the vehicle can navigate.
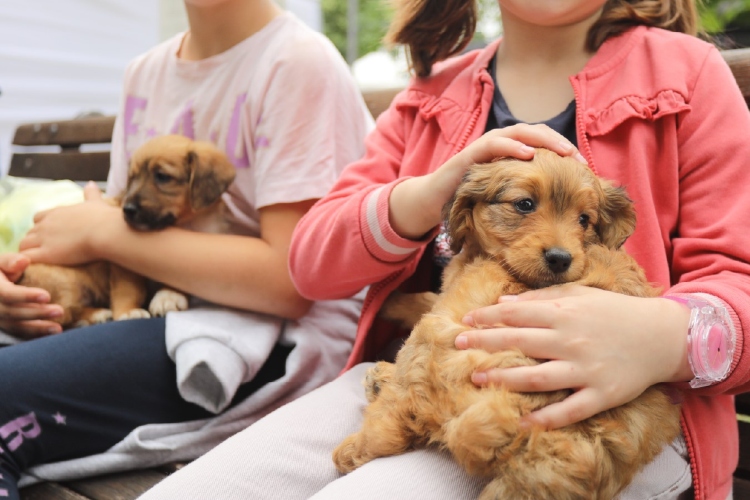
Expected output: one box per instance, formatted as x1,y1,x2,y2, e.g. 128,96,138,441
122,202,139,221
544,248,572,274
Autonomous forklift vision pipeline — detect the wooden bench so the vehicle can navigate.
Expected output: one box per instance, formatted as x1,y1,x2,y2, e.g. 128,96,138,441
9,115,114,183
11,48,750,498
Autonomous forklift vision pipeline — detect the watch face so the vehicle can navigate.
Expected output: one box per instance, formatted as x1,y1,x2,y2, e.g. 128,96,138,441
706,323,730,373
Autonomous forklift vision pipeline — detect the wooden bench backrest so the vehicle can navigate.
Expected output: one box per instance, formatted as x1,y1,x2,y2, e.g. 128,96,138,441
9,116,115,182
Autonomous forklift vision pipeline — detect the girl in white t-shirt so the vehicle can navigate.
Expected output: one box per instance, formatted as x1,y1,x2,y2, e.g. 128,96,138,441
0,0,372,497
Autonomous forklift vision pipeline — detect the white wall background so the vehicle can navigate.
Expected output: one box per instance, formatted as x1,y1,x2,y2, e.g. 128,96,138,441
0,0,321,177
0,0,160,176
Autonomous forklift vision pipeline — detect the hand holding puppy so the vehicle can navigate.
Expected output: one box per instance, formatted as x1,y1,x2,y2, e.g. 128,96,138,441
458,285,693,430
388,124,587,240
0,253,64,338
20,182,120,266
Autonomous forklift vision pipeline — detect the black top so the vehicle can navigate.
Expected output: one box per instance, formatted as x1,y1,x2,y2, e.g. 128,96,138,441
484,55,578,146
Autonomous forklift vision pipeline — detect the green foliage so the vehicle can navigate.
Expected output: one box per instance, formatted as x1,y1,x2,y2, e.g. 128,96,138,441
321,0,392,59
321,0,499,61
700,0,750,33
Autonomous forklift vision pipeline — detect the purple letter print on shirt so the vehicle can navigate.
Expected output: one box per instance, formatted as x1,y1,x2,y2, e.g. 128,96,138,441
0,412,42,452
170,100,196,139
226,93,250,169
123,95,148,160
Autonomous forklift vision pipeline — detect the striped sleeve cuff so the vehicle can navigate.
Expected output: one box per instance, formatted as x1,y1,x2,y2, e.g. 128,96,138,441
360,180,438,263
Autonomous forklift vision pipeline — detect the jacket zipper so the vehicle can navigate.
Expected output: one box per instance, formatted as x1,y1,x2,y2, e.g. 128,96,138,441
454,105,483,156
361,269,404,318
570,75,598,176
681,416,702,499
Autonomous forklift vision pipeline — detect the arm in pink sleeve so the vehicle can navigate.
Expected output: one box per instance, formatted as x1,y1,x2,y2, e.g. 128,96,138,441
289,93,435,300
667,46,750,395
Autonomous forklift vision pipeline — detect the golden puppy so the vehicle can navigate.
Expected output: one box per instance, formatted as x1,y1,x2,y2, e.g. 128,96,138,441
333,149,682,500
17,135,236,329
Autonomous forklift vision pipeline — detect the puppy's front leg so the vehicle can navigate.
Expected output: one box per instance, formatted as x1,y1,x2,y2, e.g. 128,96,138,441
149,287,189,317
333,376,415,473
109,264,150,320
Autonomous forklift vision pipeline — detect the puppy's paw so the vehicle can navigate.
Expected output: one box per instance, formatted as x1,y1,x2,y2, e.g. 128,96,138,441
74,308,113,328
116,308,151,321
90,309,114,324
149,290,189,317
364,362,395,403
332,435,363,474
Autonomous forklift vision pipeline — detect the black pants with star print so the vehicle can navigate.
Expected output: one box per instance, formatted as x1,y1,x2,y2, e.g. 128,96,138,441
0,317,291,500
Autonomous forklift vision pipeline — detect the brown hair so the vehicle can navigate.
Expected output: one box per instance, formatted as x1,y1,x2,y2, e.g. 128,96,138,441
587,0,701,51
384,0,478,78
386,0,700,78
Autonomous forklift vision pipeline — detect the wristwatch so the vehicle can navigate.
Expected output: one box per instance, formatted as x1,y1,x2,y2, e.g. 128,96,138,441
663,294,735,388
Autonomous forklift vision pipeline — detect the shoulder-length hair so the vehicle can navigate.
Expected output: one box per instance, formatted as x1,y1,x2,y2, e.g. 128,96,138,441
385,0,700,78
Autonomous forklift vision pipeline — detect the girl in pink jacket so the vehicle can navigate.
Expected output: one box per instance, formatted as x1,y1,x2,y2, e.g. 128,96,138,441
140,1,750,499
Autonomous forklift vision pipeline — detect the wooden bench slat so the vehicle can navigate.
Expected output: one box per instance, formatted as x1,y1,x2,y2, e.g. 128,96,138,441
722,48,750,103
12,117,116,147
362,87,402,120
63,469,168,500
21,482,91,500
9,152,111,182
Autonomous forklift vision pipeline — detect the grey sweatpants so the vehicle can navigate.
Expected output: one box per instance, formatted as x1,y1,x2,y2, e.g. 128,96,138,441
140,363,700,500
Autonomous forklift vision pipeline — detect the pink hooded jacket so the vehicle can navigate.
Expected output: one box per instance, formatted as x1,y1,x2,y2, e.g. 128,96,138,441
290,26,750,499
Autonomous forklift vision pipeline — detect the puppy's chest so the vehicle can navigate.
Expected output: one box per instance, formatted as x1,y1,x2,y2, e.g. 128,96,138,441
179,202,231,234
441,260,528,313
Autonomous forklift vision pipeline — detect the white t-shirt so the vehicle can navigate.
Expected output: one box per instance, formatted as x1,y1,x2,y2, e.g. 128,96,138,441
107,12,374,237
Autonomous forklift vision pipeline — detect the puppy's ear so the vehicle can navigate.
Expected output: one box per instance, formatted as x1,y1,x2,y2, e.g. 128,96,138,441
444,179,477,254
188,146,237,212
597,181,636,249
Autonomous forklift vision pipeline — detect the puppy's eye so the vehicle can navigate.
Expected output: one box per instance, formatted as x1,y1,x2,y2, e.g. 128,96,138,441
513,198,535,214
153,171,172,184
579,214,590,229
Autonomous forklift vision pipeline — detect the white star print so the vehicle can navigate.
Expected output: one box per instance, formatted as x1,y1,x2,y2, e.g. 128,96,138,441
53,412,66,425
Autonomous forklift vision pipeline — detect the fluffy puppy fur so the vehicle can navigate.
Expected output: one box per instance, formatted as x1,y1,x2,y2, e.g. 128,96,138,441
333,149,682,500
18,135,236,328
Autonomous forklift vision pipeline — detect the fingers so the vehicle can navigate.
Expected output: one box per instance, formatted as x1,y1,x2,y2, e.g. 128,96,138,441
509,284,591,302
0,319,63,339
463,300,559,330
520,389,603,430
32,208,51,223
461,135,536,166
0,301,63,320
18,230,49,262
83,181,103,200
0,282,52,304
456,327,559,359
476,124,587,165
463,284,593,327
0,253,30,282
471,361,582,393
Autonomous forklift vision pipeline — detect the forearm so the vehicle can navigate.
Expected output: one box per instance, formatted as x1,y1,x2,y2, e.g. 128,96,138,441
94,221,311,319
388,176,443,239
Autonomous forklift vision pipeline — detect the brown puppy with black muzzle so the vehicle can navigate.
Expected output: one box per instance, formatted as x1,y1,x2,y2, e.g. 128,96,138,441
333,149,682,500
17,134,236,329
